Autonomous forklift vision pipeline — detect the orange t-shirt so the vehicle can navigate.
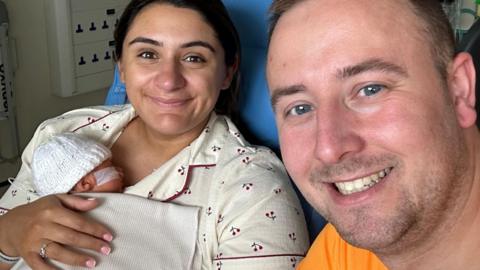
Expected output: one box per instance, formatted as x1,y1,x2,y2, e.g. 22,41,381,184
297,223,388,270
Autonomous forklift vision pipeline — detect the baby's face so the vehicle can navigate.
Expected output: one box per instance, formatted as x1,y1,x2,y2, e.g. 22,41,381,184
91,176,124,193
91,159,125,193
71,165,124,193
83,159,124,193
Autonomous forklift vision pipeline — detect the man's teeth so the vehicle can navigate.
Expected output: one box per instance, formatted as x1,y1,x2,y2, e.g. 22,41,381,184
334,167,391,195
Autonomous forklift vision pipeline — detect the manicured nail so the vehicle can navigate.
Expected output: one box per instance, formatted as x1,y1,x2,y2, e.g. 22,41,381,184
86,197,96,201
103,233,113,242
101,246,111,255
86,259,96,268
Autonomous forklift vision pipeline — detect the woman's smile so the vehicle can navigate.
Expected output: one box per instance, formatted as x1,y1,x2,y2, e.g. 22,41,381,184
147,95,192,108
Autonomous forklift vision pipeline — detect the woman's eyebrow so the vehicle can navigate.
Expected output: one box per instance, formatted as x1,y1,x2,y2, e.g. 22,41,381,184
128,36,162,46
128,37,215,53
181,41,216,53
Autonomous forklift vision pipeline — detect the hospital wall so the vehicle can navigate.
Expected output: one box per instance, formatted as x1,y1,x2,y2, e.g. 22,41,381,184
0,0,109,183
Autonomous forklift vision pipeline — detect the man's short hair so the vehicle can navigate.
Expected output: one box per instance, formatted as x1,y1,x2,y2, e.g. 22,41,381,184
268,0,455,81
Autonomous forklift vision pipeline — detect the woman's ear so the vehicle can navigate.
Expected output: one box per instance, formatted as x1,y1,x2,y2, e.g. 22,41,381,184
117,62,126,83
221,55,239,90
449,52,477,128
72,174,97,193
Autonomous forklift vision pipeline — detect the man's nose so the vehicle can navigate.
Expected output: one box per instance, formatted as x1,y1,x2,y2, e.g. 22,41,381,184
313,105,365,165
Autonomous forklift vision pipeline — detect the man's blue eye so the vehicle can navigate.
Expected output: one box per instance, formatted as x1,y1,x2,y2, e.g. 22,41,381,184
288,104,312,116
360,84,384,97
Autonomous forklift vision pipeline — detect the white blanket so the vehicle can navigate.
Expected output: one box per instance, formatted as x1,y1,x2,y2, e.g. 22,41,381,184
12,193,200,270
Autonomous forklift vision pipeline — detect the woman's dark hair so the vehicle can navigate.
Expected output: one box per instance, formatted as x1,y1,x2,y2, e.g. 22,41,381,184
114,0,241,117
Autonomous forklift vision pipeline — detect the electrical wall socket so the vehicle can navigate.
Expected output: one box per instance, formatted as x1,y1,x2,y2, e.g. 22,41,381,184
44,0,129,97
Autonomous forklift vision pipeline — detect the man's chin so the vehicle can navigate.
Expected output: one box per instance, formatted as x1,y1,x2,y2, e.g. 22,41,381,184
331,216,401,251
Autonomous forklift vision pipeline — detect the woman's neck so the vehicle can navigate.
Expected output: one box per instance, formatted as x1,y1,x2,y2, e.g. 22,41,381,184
136,116,206,158
112,116,209,186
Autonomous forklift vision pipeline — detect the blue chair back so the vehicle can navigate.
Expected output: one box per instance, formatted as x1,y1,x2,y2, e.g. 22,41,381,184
221,0,278,150
104,0,326,242
104,65,127,105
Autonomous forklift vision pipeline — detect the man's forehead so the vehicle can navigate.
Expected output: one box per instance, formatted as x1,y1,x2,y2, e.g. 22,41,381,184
270,0,415,37
267,0,418,77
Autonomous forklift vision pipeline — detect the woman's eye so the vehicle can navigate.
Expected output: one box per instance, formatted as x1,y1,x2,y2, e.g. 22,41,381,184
139,51,156,59
359,84,385,97
184,55,205,63
286,104,313,116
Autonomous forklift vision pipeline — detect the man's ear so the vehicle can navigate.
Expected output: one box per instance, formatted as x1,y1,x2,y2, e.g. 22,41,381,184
449,52,477,128
72,174,96,193
221,55,239,90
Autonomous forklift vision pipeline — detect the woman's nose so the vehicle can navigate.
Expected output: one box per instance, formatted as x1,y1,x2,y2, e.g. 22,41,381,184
154,60,186,91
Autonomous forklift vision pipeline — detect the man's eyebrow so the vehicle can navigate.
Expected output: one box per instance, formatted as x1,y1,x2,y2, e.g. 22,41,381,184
337,58,408,80
270,84,306,111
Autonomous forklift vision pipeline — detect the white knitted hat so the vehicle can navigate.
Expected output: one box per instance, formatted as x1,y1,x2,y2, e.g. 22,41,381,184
32,133,112,196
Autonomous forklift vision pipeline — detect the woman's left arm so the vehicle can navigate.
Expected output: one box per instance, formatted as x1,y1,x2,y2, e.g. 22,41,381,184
211,149,309,270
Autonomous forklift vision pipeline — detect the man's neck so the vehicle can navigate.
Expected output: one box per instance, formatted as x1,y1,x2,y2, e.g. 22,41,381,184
392,206,480,269
382,134,480,269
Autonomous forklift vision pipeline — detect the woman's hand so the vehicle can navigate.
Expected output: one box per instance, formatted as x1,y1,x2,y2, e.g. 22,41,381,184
0,194,113,269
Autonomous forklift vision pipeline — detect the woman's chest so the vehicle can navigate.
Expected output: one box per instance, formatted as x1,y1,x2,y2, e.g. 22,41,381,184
124,162,219,208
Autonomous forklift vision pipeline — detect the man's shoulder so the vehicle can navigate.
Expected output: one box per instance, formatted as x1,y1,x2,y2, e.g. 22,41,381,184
298,223,387,270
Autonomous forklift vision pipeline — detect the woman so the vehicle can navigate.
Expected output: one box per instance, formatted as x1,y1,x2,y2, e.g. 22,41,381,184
0,0,309,269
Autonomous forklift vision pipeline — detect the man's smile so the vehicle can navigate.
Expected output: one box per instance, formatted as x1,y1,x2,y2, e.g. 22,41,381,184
334,167,393,195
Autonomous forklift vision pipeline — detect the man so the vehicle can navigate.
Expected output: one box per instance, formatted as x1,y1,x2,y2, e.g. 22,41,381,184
266,0,480,269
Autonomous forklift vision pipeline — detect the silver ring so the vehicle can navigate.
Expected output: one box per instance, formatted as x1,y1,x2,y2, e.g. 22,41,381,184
39,242,52,259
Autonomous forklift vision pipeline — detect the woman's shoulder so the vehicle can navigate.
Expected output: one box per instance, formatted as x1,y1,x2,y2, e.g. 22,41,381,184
215,115,282,160
28,104,134,149
213,115,289,185
36,104,132,134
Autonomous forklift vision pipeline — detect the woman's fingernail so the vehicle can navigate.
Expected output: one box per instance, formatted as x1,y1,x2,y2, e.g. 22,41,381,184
103,233,113,242
86,259,96,268
101,246,111,255
86,197,96,201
